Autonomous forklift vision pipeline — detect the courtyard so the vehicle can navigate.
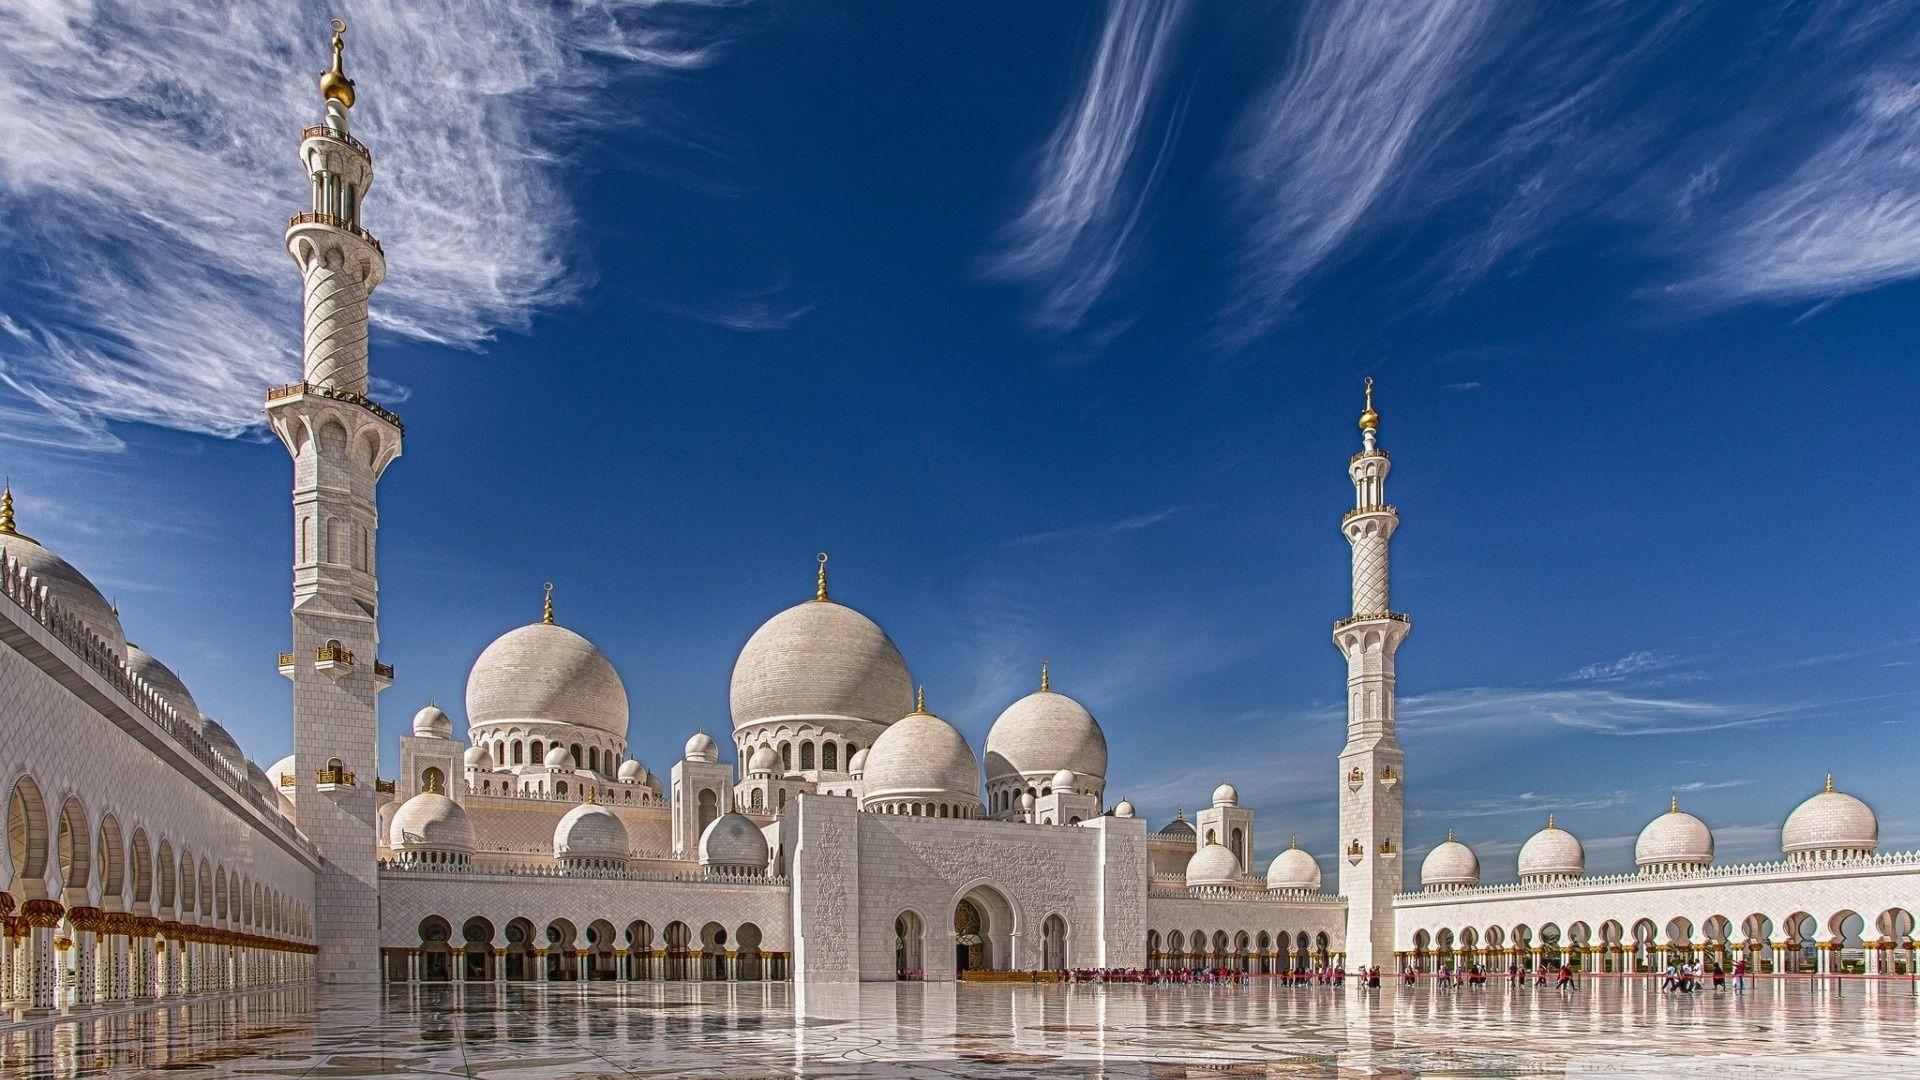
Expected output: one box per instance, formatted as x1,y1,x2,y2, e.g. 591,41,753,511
2,977,1916,1078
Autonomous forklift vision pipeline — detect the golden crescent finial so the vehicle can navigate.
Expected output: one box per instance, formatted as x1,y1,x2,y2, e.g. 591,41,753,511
1547,812,1555,830
815,552,829,602
1040,658,1051,693
1824,773,1834,794
542,582,555,625
1358,376,1379,433
1670,792,1679,814
331,18,347,33
320,18,356,109
914,684,926,714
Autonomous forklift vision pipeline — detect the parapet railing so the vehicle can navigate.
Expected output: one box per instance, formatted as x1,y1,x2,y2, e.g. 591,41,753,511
265,379,404,433
285,210,384,256
1393,849,1920,901
377,859,788,887
1333,611,1410,631
300,124,370,161
0,550,317,858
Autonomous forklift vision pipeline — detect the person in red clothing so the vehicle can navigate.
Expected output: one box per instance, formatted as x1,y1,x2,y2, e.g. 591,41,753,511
1557,964,1575,996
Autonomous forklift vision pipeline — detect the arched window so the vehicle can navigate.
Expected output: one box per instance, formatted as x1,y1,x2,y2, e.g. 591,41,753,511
799,742,815,771
571,743,583,769
325,518,342,564
421,766,444,794
588,747,599,772
781,743,792,772
697,789,718,833
530,740,544,764
300,517,312,563
512,741,524,765
822,743,838,771
750,789,764,810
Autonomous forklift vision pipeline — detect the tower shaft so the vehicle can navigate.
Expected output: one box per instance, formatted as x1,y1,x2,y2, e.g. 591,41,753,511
1333,384,1407,971
265,24,399,985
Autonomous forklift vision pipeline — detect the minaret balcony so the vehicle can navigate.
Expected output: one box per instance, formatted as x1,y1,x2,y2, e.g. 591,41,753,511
373,659,395,689
277,651,297,678
1332,611,1410,632
315,767,356,792
375,778,396,795
1341,504,1397,523
314,643,355,676
286,211,383,256
265,380,405,435
300,124,371,162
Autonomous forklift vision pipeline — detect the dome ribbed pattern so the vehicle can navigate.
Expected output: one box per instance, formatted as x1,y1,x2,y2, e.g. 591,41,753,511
466,621,628,738
730,600,913,730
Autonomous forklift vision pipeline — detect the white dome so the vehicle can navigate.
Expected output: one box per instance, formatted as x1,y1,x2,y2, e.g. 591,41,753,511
388,792,475,854
0,505,127,660
684,732,719,762
543,744,575,769
1050,768,1076,793
245,762,277,802
748,745,778,775
1112,800,1135,818
1635,798,1714,870
859,706,982,809
730,596,914,731
463,744,494,770
617,758,646,783
1020,791,1036,812
269,755,296,790
466,620,628,738
1518,818,1585,880
984,687,1107,786
1782,777,1878,858
1421,834,1480,889
699,812,769,870
553,801,629,862
1211,783,1238,807
848,748,869,776
1266,842,1322,892
125,644,200,729
1186,842,1241,889
199,718,246,770
412,703,453,738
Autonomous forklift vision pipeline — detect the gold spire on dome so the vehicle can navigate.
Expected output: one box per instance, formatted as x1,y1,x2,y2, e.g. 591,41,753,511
1289,835,1298,850
1446,827,1455,843
815,552,829,602
584,787,598,805
423,772,439,795
318,19,356,109
1547,812,1556,830
1825,773,1834,794
542,582,555,625
1040,659,1051,693
0,485,14,536
1670,793,1680,814
1358,377,1379,433
913,685,927,714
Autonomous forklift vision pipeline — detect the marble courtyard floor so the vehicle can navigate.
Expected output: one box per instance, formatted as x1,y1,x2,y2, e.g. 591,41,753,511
4,978,1918,1078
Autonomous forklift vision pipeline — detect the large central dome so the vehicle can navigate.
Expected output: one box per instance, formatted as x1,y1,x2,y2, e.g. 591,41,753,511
730,594,913,731
467,620,628,738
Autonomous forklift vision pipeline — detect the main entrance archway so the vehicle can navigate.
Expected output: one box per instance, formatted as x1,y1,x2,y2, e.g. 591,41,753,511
953,884,1015,975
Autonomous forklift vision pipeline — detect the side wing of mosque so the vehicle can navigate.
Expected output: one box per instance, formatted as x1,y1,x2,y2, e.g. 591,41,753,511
0,25,1912,1011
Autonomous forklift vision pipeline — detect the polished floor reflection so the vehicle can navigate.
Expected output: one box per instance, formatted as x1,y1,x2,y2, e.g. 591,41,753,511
3,978,1917,1077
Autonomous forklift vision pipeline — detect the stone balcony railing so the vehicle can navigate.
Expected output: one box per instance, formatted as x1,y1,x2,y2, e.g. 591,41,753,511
1333,611,1410,632
1342,504,1397,523
377,859,788,887
300,124,370,161
286,210,383,256
0,549,316,858
265,379,404,433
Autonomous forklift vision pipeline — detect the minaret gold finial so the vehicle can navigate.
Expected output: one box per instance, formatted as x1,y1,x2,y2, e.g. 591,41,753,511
0,484,14,536
1289,835,1298,849
1358,376,1379,433
319,19,356,109
1825,773,1834,794
815,552,829,602
584,787,598,805
542,582,555,625
1446,827,1454,843
914,684,926,714
423,772,439,795
1547,812,1556,830
1040,659,1051,693
1670,793,1679,814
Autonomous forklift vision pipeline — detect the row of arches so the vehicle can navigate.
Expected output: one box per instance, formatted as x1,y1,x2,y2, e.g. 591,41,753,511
1146,929,1335,973
737,730,862,777
1404,908,1919,975
473,732,624,776
392,915,784,982
868,801,981,820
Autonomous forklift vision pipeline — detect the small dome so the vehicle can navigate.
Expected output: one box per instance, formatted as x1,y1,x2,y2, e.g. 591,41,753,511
1050,768,1076,793
1782,777,1877,858
245,762,277,801
860,706,982,810
463,744,494,770
984,685,1108,787
1020,791,1036,811
199,718,246,770
848,747,869,776
748,745,778,775
553,801,629,862
698,812,769,870
1112,800,1135,818
126,644,201,729
1421,833,1480,889
269,755,296,790
0,503,128,660
1636,798,1714,870
1212,783,1238,807
685,732,719,762
1157,811,1195,838
412,703,453,738
1266,842,1322,892
730,594,914,731
543,744,575,769
1186,842,1241,889
617,758,646,783
466,620,628,738
389,792,475,854
1518,817,1585,880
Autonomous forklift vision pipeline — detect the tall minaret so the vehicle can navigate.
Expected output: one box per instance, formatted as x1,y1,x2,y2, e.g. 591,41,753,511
265,20,399,985
1332,378,1408,971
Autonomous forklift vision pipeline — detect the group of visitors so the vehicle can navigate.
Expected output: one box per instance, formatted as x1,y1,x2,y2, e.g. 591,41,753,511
1662,958,1746,993
1059,965,1379,986
1405,964,1580,995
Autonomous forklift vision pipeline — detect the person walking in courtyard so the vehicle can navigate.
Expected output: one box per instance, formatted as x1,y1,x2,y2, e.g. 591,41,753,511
1733,958,1748,995
1557,964,1575,997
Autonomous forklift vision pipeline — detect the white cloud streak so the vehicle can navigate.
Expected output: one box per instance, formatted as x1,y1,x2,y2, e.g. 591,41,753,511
0,0,742,449
985,0,1188,333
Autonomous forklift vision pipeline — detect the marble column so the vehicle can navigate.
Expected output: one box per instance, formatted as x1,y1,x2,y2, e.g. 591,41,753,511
493,947,507,985
534,949,548,982
20,899,63,1014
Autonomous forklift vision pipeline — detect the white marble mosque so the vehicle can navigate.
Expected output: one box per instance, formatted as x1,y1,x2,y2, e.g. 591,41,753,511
0,24,1916,1028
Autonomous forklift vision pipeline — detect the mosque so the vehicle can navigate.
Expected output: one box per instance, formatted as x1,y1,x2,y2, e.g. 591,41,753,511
0,25,1913,1013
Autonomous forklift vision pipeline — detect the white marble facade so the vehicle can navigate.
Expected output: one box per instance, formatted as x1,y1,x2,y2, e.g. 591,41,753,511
0,28,1915,1019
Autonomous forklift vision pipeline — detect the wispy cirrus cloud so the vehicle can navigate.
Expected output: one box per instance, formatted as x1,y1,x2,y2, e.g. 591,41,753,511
0,0,746,450
1573,649,1677,681
1000,504,1183,549
985,0,1189,334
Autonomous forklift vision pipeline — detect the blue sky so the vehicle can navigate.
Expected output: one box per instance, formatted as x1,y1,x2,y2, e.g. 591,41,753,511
1,1,1915,881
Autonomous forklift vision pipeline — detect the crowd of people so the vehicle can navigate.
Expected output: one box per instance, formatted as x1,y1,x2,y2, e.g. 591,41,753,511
1062,966,1386,987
